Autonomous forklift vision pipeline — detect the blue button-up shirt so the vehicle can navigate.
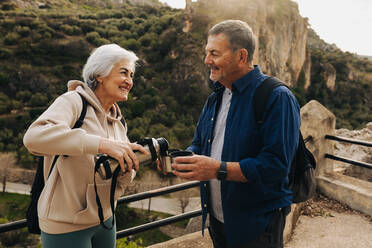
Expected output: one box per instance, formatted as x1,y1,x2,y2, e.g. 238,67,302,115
188,66,300,246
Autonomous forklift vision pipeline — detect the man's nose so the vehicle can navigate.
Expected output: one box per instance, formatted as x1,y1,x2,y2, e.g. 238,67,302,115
204,54,211,65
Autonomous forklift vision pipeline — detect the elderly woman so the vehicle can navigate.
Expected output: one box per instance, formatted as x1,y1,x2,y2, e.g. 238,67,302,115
23,44,147,248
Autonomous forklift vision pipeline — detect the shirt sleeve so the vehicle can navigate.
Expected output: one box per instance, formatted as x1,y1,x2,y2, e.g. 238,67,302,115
239,87,301,185
23,93,100,156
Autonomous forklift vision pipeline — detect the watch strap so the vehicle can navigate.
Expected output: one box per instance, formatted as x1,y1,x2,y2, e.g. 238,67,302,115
217,161,227,180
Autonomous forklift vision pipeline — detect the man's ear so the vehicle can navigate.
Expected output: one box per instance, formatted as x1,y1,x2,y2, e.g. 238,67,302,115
239,49,249,64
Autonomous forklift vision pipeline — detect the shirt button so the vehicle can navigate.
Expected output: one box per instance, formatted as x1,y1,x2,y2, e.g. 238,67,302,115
211,117,214,121
204,204,207,208
204,184,207,187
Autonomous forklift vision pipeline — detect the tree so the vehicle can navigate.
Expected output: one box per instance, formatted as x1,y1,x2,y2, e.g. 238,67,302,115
0,153,16,193
173,189,192,213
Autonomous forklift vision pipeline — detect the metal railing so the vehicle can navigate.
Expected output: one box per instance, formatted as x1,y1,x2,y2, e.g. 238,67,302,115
0,180,202,239
325,134,372,170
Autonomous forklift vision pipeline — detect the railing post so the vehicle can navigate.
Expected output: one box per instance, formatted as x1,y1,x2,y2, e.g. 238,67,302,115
300,100,336,176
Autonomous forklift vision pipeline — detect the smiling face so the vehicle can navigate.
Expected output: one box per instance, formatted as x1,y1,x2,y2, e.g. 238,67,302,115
95,59,134,111
204,33,243,88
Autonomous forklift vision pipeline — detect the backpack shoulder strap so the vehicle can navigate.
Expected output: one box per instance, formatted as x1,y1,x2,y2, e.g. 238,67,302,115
73,93,88,129
47,93,88,178
253,77,287,124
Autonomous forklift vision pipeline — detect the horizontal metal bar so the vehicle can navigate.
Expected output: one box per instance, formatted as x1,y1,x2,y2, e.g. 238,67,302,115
325,154,372,170
117,181,200,204
325,135,372,147
116,209,202,239
0,219,27,234
0,181,201,234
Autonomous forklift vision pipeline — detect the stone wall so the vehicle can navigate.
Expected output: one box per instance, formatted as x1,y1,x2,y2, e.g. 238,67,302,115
300,100,336,176
5,167,35,185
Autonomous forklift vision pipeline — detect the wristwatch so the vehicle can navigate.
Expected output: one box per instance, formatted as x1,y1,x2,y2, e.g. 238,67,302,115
217,161,227,180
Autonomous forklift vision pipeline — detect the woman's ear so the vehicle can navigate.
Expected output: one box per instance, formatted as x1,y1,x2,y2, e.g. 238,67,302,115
96,76,103,84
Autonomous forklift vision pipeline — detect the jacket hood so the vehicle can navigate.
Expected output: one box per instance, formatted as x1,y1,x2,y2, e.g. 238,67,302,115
67,80,123,123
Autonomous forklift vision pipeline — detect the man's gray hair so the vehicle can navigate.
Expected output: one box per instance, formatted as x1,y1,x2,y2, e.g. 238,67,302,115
82,44,139,90
209,20,256,63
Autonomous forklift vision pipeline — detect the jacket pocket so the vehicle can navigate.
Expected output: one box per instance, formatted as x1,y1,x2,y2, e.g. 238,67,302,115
73,183,112,225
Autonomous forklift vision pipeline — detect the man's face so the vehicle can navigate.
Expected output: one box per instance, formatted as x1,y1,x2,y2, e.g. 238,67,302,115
204,33,241,86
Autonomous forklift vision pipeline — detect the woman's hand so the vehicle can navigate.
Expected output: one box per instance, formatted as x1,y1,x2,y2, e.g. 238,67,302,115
98,138,149,173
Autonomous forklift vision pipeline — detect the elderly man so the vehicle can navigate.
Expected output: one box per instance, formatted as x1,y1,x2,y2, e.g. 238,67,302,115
172,20,300,248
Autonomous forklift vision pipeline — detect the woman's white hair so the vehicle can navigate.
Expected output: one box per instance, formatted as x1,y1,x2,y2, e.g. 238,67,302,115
82,44,139,90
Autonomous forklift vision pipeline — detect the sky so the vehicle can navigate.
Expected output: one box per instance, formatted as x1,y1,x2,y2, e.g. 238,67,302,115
159,0,372,56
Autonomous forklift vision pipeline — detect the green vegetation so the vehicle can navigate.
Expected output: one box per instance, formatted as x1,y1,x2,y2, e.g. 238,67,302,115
292,47,372,129
0,193,37,247
0,0,370,166
0,0,205,170
0,192,187,247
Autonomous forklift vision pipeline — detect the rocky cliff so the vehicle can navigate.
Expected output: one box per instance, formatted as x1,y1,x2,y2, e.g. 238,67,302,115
188,0,309,87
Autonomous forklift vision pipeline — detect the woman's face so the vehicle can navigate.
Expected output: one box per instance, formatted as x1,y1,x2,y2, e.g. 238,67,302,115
96,59,135,104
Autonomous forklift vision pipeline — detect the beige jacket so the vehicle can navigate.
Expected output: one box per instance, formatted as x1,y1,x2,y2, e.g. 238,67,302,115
23,81,135,234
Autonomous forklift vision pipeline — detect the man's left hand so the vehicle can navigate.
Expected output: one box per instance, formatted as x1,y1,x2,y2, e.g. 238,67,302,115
172,155,219,181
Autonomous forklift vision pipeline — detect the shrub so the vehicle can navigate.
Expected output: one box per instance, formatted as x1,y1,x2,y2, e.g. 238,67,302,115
60,24,74,35
112,11,123,19
63,39,90,59
1,3,16,11
120,38,140,52
97,11,109,19
125,12,134,19
29,93,48,107
14,25,31,37
0,19,16,30
0,48,12,59
15,90,32,103
4,32,20,45
117,21,132,31
0,92,11,114
86,31,101,44
80,20,97,33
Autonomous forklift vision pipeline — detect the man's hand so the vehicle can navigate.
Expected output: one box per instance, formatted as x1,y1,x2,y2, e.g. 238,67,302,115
171,155,220,181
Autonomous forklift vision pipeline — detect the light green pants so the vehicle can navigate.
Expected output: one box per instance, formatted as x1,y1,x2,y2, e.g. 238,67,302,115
41,217,116,248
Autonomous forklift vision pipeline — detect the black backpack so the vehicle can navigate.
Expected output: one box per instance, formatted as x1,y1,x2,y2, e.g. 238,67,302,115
253,77,317,203
26,93,88,234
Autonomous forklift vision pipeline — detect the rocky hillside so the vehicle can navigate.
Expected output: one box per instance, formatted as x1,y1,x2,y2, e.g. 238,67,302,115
180,0,308,87
334,122,372,168
0,0,371,168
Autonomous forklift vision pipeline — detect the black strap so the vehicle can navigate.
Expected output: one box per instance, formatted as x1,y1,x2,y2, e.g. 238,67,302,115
72,93,88,129
138,138,156,161
93,156,117,229
253,77,288,124
47,93,88,178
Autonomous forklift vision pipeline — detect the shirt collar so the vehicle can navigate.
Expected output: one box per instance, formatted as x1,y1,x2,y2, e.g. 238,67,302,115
232,65,263,94
212,65,263,94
